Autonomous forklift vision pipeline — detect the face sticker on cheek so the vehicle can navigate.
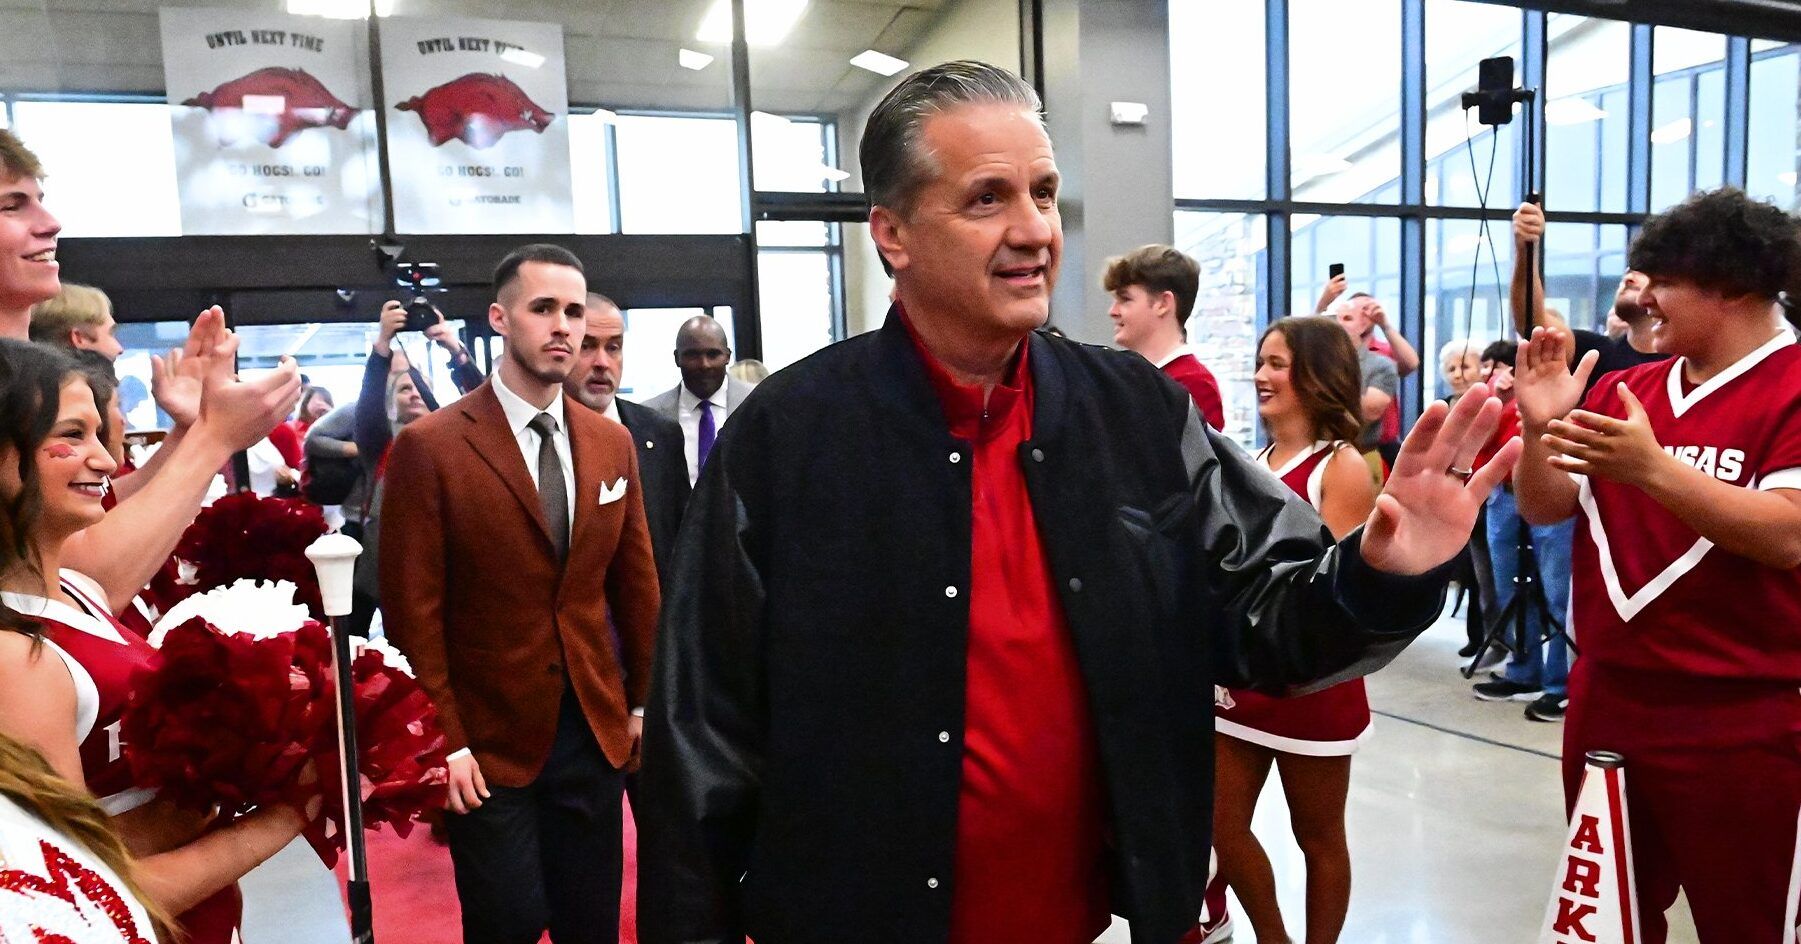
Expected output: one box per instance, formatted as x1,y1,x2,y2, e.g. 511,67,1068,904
43,443,76,460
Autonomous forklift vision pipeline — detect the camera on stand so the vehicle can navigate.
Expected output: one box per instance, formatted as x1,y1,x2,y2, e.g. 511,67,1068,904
393,262,444,333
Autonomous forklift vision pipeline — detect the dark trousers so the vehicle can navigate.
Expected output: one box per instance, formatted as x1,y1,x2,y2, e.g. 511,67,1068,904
444,689,625,944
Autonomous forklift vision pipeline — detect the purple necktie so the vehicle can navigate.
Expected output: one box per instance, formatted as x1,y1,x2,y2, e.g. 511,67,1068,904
698,398,717,468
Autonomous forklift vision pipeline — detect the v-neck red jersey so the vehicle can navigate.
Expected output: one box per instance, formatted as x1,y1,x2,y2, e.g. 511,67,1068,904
904,316,1110,944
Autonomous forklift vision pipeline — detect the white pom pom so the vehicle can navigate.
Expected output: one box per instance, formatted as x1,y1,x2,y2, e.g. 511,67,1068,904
353,634,415,678
147,579,311,648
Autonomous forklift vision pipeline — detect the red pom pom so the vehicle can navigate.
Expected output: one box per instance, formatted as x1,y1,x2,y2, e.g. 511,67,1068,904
173,493,330,619
121,620,334,819
123,621,451,868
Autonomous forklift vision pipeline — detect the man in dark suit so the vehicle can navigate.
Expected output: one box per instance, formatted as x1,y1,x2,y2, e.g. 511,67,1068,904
564,291,689,580
638,62,1516,944
381,244,660,944
640,315,757,486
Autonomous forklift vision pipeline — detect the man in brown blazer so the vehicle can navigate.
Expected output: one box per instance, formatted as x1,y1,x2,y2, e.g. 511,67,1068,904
380,243,660,944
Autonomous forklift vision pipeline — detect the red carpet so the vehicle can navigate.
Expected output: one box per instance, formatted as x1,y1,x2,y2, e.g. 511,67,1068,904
337,799,638,944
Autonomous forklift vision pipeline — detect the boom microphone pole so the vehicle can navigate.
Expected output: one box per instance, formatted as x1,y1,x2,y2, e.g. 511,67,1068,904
1455,59,1574,682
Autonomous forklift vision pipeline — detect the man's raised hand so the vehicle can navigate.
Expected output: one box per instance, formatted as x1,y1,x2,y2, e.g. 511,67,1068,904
1358,383,1520,575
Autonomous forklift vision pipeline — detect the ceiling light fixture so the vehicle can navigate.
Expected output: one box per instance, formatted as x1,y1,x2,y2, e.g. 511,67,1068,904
679,48,716,70
697,0,809,47
1650,117,1692,145
1544,98,1607,126
286,0,392,18
849,50,909,76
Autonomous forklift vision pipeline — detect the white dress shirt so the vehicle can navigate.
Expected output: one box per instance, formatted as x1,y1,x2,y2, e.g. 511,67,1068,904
491,370,576,527
601,398,622,425
677,382,734,485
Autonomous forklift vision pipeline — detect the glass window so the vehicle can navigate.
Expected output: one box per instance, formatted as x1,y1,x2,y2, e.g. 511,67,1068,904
1290,215,1401,320
10,102,182,238
747,0,1019,197
114,321,199,432
1173,211,1264,449
613,114,742,234
1425,217,1514,396
1748,46,1800,210
1290,0,1402,203
567,111,616,234
1650,29,1727,211
1170,0,1266,200
1538,223,1629,335
1426,0,1521,208
758,251,835,373
752,113,836,193
1545,15,1629,213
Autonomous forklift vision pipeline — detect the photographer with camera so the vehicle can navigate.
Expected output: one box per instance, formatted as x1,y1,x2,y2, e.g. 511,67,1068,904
330,299,484,635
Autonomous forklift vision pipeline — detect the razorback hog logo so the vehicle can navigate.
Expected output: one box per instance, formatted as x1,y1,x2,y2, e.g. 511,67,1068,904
182,67,359,148
397,73,554,149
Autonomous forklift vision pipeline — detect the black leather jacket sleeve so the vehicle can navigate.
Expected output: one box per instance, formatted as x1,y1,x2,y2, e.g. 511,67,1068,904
1181,405,1452,695
638,454,764,944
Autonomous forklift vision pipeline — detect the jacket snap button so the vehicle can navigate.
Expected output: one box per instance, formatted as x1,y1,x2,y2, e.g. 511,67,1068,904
1068,578,1083,593
646,440,655,449
944,585,959,599
938,731,950,743
949,452,961,464
926,877,939,889
1031,448,1045,462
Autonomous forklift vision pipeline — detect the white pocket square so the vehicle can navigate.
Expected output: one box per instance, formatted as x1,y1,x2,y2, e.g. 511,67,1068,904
598,477,628,505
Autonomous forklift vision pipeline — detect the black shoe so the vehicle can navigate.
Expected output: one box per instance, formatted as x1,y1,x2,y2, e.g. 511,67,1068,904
1473,679,1543,702
1458,640,1482,658
1525,694,1568,722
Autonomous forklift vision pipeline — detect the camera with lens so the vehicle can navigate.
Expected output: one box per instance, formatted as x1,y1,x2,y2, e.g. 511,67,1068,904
393,262,444,333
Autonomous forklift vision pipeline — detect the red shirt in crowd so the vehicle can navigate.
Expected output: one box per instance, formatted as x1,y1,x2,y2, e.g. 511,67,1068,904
1369,336,1401,444
1158,348,1226,431
1474,398,1521,482
268,421,304,470
906,318,1111,944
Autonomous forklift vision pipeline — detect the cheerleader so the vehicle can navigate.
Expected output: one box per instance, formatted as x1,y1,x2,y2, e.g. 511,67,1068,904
1206,316,1380,944
1514,188,1801,942
0,340,315,943
0,730,166,944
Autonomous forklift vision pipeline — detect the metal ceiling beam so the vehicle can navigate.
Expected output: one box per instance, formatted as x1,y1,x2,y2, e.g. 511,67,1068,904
1471,0,1801,44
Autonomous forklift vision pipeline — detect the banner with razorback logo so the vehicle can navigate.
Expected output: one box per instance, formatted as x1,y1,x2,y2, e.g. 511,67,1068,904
378,15,573,234
1539,752,1641,944
159,8,377,235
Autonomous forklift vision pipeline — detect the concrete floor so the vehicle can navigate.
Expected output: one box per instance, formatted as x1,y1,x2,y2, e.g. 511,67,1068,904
241,601,1698,944
1099,604,1699,944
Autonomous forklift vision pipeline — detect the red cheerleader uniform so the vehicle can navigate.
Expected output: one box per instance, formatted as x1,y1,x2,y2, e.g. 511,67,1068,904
1563,333,1801,943
1213,442,1372,755
3,570,244,944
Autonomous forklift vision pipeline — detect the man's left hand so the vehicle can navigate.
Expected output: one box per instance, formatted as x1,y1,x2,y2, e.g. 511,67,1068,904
1358,382,1521,575
1543,383,1668,487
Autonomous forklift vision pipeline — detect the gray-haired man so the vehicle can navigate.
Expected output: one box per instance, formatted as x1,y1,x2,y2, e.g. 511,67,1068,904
638,60,1516,944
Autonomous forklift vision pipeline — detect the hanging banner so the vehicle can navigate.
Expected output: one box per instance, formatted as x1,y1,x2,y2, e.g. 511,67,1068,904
378,16,572,234
159,8,377,235
1539,751,1641,944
